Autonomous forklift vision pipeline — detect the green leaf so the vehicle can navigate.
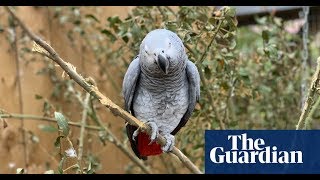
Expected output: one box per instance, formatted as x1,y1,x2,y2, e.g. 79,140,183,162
54,135,64,148
255,16,267,25
122,35,129,43
85,14,100,23
238,68,248,76
101,29,116,43
274,17,282,27
58,156,66,174
225,7,236,17
73,20,81,25
264,44,278,58
86,161,95,174
262,30,269,43
38,124,58,133
204,66,211,80
165,21,177,31
221,81,229,90
35,94,43,100
0,24,4,33
229,39,237,50
107,16,122,27
221,48,228,54
259,85,272,93
198,13,208,22
208,17,217,25
54,112,69,137
184,34,191,43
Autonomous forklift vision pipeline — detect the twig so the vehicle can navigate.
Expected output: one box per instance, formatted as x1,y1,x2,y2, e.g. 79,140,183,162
77,93,90,171
82,35,121,93
88,101,152,174
156,6,166,19
0,113,103,130
61,136,78,174
5,6,202,174
67,77,152,174
159,155,176,174
185,44,198,59
1,111,152,173
10,19,28,168
181,17,225,130
196,65,226,130
305,96,320,128
197,17,224,64
63,164,79,173
163,6,175,14
297,57,320,129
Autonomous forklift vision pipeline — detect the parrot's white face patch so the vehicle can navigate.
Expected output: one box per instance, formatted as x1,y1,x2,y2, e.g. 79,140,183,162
144,45,149,55
139,29,186,74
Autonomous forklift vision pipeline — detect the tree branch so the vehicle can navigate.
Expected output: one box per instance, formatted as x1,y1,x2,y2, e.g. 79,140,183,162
197,17,224,64
296,57,320,129
77,93,90,171
10,17,28,168
0,113,102,130
88,103,152,174
5,6,202,174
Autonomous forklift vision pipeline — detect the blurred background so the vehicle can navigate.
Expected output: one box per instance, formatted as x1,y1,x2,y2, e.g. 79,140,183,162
0,6,319,174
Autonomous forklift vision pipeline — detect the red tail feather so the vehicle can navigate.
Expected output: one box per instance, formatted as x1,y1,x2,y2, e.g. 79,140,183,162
137,132,163,156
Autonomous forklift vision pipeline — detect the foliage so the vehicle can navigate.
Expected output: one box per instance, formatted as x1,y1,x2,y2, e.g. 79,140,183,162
235,16,304,129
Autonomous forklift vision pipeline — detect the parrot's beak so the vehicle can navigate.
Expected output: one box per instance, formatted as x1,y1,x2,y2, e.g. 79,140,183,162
157,54,169,74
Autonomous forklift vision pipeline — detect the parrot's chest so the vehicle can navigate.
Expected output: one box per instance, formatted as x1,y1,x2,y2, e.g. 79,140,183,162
132,75,189,134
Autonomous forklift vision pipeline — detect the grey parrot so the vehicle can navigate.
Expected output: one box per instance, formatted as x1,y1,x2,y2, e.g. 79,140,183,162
122,29,200,160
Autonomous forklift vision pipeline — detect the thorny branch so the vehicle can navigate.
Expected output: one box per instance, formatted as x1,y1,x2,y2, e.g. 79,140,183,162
5,6,202,174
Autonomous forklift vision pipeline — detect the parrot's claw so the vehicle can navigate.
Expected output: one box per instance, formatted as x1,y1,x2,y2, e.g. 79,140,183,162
132,128,140,141
161,134,175,152
145,121,159,145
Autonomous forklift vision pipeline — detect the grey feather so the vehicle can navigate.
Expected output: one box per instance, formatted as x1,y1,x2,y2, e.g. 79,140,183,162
171,60,200,135
122,56,141,112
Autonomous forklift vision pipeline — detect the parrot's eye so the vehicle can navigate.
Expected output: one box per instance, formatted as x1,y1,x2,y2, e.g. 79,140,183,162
145,50,149,55
162,50,164,53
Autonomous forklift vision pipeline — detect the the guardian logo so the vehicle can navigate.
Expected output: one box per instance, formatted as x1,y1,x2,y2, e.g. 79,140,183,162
210,133,303,164
205,130,320,174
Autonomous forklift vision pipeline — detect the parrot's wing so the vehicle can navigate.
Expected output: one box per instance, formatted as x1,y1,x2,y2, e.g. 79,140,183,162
171,60,200,135
122,56,141,112
122,56,147,160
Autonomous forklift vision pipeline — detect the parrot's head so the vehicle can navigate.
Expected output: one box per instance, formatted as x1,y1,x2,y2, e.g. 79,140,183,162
139,29,187,75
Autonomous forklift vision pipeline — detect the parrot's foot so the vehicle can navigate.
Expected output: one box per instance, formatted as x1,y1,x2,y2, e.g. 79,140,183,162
161,134,175,152
145,121,159,145
132,127,140,141
132,121,159,144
